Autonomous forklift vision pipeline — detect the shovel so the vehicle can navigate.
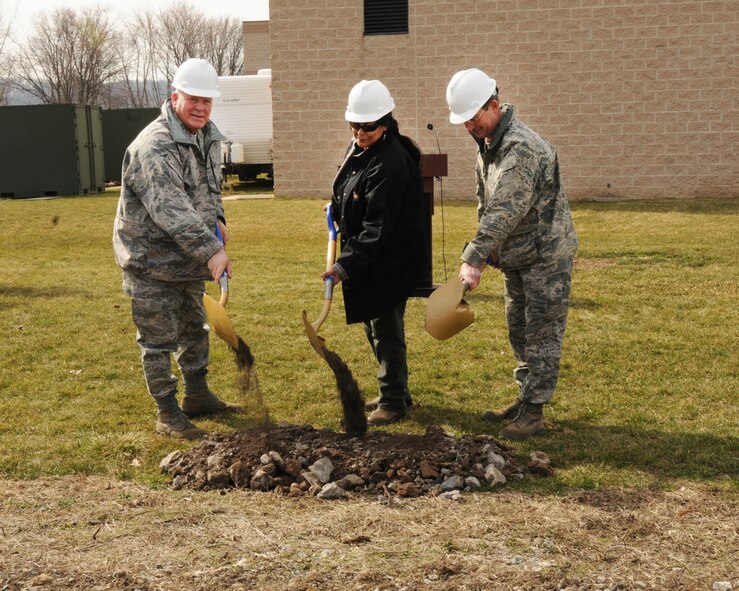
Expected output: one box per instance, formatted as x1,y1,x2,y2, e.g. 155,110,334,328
301,207,367,436
203,224,239,349
302,204,338,358
424,278,476,340
425,259,490,340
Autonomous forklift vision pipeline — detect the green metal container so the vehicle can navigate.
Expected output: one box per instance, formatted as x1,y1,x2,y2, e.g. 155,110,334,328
0,104,105,199
101,108,159,184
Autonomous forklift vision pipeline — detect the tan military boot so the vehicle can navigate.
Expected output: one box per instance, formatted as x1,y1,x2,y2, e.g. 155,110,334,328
482,398,522,423
182,371,243,417
156,409,206,440
499,403,544,441
182,392,243,417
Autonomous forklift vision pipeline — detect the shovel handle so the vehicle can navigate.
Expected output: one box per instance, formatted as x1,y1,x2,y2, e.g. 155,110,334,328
323,204,338,300
326,204,338,241
215,222,229,307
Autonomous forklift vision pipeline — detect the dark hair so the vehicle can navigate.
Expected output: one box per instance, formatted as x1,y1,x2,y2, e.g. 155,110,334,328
482,90,499,111
378,113,422,167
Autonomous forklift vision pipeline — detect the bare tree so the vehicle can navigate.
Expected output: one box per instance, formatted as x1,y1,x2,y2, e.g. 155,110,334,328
0,1,13,104
115,9,168,107
8,1,246,108
13,6,121,105
156,1,207,85
156,2,244,80
202,16,245,76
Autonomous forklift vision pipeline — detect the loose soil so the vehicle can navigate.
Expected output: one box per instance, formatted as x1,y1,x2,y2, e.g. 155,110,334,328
1,476,735,590
163,423,519,496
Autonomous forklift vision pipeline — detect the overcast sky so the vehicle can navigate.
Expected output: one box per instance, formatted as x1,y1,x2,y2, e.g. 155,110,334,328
5,0,269,42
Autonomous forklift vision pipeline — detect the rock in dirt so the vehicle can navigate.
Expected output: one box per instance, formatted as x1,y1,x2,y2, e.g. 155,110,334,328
163,423,520,499
159,450,183,474
528,450,554,476
249,469,273,491
484,465,507,486
317,482,345,500
309,457,334,483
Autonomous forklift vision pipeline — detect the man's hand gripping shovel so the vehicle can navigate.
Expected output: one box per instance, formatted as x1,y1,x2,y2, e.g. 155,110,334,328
302,205,338,359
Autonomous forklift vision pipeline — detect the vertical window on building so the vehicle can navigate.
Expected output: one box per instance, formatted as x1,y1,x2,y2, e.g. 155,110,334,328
364,0,409,35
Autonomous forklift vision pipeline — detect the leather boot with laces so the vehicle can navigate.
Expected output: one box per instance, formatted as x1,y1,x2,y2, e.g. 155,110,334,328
499,403,545,441
181,370,243,417
482,398,522,423
155,395,206,440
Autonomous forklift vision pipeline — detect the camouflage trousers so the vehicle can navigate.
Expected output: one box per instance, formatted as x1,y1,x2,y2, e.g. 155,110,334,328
503,257,573,405
124,273,209,401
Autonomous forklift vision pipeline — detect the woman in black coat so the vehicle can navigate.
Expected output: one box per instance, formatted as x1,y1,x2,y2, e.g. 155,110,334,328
321,79,424,426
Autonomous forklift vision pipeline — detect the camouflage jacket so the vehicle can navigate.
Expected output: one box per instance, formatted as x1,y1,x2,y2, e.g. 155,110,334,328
112,99,226,284
461,104,578,271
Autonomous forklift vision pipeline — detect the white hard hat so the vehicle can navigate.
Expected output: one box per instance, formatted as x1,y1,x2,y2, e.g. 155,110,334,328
172,58,221,98
345,80,395,123
446,68,497,124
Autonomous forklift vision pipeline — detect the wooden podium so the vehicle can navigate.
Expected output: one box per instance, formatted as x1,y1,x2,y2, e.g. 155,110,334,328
412,153,448,298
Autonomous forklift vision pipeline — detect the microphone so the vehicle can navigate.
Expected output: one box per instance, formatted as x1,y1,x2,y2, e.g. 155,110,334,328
427,122,441,155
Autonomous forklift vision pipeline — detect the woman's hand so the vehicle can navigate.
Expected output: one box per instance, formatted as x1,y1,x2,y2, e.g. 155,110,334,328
320,269,341,284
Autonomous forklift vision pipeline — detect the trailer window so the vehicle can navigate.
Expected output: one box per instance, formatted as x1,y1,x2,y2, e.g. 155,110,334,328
364,0,409,35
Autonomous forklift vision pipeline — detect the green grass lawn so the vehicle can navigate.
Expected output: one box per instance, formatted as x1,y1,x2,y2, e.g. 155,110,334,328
0,194,736,492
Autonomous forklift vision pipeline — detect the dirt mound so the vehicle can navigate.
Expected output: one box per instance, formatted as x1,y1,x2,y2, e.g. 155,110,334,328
162,423,522,498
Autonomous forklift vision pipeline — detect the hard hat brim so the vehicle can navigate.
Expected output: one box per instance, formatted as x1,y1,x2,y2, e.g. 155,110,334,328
172,84,221,99
344,106,394,123
449,105,480,125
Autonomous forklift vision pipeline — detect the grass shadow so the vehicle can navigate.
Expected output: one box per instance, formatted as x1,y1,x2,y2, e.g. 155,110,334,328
0,286,90,299
393,404,737,484
542,420,738,481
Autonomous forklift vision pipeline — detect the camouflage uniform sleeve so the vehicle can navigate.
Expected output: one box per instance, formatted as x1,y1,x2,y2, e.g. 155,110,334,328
127,143,222,264
461,145,538,268
475,164,486,220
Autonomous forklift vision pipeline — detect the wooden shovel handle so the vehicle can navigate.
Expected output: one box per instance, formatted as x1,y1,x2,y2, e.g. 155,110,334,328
218,273,229,307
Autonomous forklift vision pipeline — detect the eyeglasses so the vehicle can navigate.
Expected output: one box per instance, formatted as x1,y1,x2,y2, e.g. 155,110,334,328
465,107,486,125
349,121,382,132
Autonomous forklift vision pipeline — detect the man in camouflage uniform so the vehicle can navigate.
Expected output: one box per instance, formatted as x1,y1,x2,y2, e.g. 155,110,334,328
113,58,241,440
446,68,578,440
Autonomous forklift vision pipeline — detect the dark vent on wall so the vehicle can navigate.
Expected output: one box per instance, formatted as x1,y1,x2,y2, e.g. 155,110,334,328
364,0,409,35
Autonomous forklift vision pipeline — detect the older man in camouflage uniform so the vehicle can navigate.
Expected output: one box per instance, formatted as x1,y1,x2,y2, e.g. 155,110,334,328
446,68,578,440
113,58,241,440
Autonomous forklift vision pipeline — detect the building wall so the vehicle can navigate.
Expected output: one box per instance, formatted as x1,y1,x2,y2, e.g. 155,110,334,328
269,0,737,200
243,21,272,74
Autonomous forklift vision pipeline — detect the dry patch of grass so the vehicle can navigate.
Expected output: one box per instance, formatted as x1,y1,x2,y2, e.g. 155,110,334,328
1,476,735,590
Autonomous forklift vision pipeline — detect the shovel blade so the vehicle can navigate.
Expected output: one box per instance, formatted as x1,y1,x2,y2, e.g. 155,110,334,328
203,294,239,350
425,278,475,340
302,310,328,359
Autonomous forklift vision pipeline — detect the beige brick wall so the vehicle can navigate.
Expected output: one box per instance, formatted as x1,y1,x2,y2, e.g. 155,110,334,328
243,21,271,74
270,0,738,200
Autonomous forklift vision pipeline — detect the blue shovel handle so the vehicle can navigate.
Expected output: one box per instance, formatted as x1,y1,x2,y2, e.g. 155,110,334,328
215,223,228,294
